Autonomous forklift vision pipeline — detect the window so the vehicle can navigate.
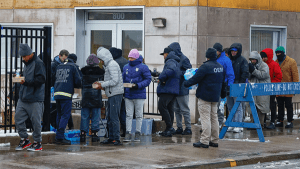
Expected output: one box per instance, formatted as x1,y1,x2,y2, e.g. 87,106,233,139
250,25,287,60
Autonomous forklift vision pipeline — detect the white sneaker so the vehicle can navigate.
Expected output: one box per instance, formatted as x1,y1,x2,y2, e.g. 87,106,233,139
227,127,234,132
233,127,242,133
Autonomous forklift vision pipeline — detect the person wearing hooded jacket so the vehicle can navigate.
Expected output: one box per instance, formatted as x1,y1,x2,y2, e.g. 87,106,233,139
122,49,151,142
260,48,282,129
109,47,127,137
95,47,124,145
227,43,249,133
168,42,193,135
157,50,181,137
184,48,225,148
275,46,299,128
248,51,271,128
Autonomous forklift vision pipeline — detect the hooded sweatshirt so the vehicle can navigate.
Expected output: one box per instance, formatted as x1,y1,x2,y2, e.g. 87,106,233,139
109,47,128,73
168,42,192,96
261,48,282,83
97,47,124,97
229,43,249,83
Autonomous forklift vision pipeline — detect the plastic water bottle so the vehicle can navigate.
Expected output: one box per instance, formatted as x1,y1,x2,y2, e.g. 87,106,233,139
184,68,198,90
51,87,55,101
16,70,20,77
219,98,227,114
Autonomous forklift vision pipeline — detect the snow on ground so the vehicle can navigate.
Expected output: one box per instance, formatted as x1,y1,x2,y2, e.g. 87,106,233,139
222,138,270,143
0,129,54,137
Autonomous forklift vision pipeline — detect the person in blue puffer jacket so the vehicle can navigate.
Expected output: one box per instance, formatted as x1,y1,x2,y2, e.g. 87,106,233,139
122,49,152,142
157,49,181,137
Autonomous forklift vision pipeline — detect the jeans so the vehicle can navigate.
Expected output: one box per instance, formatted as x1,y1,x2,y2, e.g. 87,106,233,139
227,96,243,122
174,95,191,129
270,95,277,123
56,99,72,139
80,108,100,133
107,94,123,140
158,94,176,129
119,98,126,131
125,98,145,133
277,97,293,122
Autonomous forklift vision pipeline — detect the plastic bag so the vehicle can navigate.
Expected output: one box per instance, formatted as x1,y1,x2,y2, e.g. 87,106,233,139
184,68,198,90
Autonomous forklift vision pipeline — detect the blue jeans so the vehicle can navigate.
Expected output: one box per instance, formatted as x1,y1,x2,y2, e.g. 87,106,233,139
107,94,123,141
80,108,100,133
226,96,243,122
56,99,72,139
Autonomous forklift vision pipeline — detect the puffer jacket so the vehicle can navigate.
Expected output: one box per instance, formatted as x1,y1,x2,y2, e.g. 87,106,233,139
248,51,270,114
123,55,152,99
168,42,192,96
229,43,249,84
157,51,181,96
276,55,299,97
51,55,62,86
217,51,235,86
261,48,282,83
97,47,124,97
81,65,105,108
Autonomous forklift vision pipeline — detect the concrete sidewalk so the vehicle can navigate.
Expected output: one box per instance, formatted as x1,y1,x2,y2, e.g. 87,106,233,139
1,123,300,168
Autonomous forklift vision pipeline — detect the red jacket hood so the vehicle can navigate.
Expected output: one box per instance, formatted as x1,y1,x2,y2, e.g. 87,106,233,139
261,48,273,64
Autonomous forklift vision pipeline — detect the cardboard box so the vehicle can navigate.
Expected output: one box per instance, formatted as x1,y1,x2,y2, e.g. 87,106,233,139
12,77,24,83
130,119,153,135
123,83,136,88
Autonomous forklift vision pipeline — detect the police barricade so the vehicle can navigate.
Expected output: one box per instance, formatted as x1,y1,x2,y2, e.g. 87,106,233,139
219,82,300,142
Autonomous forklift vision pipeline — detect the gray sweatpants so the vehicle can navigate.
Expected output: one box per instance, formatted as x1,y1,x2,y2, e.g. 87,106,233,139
125,98,144,133
15,100,44,142
174,95,191,129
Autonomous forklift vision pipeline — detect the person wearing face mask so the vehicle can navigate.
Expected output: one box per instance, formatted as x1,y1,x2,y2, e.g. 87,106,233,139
248,51,271,128
275,46,299,128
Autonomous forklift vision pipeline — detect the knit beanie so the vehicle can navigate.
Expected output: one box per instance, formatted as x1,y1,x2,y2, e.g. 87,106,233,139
260,52,267,58
128,49,140,59
86,54,99,66
68,53,77,63
206,48,217,60
275,46,285,53
19,44,32,56
213,43,223,52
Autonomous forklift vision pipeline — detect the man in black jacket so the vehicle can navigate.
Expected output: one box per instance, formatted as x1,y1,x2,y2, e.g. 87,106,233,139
15,44,46,151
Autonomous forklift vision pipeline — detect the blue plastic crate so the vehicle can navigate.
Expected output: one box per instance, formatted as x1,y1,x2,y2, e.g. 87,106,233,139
64,130,80,142
131,119,153,135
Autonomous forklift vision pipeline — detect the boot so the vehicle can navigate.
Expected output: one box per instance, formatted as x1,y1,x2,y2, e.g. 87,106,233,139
120,128,126,138
92,130,100,142
80,130,86,142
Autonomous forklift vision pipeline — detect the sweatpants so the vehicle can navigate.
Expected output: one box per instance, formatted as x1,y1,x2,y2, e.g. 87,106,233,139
125,98,145,133
107,94,123,141
277,97,293,122
56,99,72,140
15,100,44,142
174,95,191,129
198,98,219,145
158,94,176,129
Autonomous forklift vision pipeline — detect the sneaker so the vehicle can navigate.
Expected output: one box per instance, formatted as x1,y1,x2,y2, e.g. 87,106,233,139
285,122,293,128
113,140,123,145
275,121,283,127
169,128,176,135
159,130,168,136
162,128,174,137
134,132,141,142
55,138,71,145
193,141,209,148
80,131,86,142
15,138,31,151
123,132,131,142
266,122,276,129
227,127,234,132
27,142,42,151
182,128,192,135
233,127,242,133
209,141,218,147
100,139,114,144
175,127,183,134
91,131,100,142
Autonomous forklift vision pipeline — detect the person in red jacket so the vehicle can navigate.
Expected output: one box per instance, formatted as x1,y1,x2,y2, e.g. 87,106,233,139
260,48,282,129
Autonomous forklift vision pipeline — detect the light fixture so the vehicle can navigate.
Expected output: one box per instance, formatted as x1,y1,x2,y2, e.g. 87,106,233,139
152,18,166,28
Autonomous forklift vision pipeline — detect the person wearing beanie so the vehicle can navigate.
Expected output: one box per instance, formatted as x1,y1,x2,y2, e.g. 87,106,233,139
15,44,46,151
109,47,127,137
94,47,124,145
227,43,249,133
184,48,226,148
168,42,193,135
260,48,282,129
213,43,235,129
79,54,105,143
122,51,151,142
68,53,77,63
275,46,299,128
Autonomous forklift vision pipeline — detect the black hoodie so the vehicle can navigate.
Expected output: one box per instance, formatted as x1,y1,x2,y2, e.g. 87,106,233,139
109,47,128,73
228,43,249,83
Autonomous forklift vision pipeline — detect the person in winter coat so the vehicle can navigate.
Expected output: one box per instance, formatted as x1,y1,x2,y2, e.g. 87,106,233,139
157,49,181,137
95,47,124,145
275,46,299,128
51,50,69,87
109,47,127,137
248,51,271,128
80,54,105,142
54,58,82,145
227,43,249,133
260,48,282,129
168,42,193,135
122,49,151,142
213,43,235,128
184,48,225,148
15,44,46,151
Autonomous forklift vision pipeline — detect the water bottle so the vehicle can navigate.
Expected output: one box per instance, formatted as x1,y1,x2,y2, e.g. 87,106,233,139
16,70,20,77
51,87,55,101
219,98,227,114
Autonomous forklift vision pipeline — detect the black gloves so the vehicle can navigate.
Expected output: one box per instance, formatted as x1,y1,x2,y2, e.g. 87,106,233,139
132,83,139,89
150,70,160,77
249,63,255,73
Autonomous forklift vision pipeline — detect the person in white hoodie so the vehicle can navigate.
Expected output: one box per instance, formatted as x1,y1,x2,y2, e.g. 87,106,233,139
94,47,124,145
